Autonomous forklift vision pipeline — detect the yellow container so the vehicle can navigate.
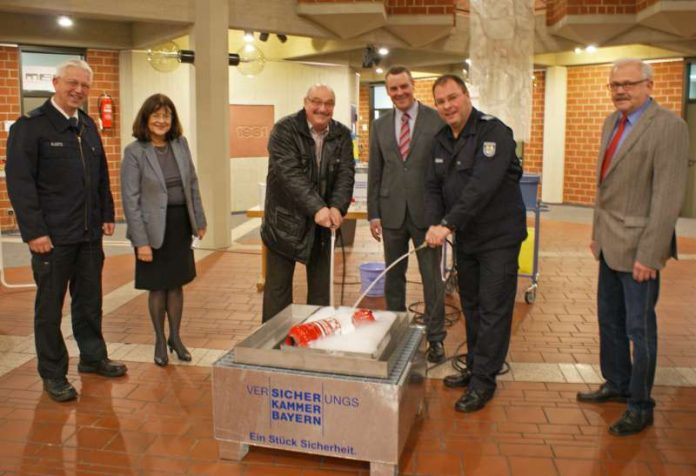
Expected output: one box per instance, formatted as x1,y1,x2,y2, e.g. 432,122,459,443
518,227,535,275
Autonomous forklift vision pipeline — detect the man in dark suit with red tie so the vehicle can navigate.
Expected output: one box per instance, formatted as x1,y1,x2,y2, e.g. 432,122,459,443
367,66,446,363
577,59,690,436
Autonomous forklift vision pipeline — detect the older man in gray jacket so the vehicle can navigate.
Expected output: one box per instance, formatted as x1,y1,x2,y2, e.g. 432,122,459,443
577,58,690,436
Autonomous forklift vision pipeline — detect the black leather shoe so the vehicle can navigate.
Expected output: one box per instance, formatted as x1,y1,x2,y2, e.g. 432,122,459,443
426,341,445,364
78,358,128,378
443,370,472,388
609,410,653,436
454,389,493,413
577,383,628,403
43,378,77,402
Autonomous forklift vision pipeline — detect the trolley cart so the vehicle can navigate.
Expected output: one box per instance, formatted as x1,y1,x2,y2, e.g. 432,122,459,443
519,174,543,304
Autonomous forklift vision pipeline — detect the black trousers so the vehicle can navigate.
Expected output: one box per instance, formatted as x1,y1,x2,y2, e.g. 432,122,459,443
456,243,521,394
32,241,107,379
382,210,445,343
262,228,330,323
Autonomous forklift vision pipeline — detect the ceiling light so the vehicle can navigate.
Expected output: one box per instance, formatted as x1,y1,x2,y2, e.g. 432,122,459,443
574,47,583,54
465,58,471,65
586,45,597,53
243,31,254,43
57,16,73,28
376,67,384,74
378,47,389,56
235,43,266,77
147,40,265,77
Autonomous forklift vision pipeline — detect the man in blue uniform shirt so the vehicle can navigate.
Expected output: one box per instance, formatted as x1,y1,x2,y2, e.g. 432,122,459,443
6,59,127,402
425,75,526,412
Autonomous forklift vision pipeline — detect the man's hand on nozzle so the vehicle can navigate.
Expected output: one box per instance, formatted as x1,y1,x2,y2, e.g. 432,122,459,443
314,207,333,228
329,207,343,229
425,225,451,247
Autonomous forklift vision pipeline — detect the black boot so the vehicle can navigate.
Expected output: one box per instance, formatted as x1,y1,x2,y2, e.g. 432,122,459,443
166,287,192,362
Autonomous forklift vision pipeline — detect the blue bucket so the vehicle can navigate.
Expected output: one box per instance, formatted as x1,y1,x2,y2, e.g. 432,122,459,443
359,262,385,297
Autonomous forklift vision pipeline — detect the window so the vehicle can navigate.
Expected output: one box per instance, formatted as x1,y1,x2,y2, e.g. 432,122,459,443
689,62,696,101
370,84,392,122
19,46,86,114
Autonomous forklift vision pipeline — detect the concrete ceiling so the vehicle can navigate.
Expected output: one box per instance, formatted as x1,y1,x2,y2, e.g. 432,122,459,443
0,0,694,79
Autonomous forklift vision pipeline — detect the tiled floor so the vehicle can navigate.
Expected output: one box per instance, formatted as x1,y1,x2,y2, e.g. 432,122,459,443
1,212,696,475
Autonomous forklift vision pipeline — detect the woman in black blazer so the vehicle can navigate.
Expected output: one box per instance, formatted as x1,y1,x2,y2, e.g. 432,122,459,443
121,94,207,366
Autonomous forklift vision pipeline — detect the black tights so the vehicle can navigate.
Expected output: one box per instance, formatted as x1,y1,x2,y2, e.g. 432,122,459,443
148,287,186,353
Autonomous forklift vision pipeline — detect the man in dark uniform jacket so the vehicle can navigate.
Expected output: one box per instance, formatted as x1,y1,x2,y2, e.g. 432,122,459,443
425,75,526,412
6,59,127,402
261,84,355,322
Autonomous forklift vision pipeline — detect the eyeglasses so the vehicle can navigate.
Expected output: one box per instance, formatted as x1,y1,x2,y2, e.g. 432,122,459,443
606,79,649,91
64,79,91,90
434,93,463,107
306,97,335,109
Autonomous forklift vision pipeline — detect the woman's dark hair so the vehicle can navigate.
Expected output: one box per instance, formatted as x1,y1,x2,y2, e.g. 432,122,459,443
132,93,183,142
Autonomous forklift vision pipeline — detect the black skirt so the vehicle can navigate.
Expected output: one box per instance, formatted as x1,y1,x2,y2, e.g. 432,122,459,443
135,205,196,290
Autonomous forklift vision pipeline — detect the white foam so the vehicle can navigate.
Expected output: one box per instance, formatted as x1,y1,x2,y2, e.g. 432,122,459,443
303,306,397,354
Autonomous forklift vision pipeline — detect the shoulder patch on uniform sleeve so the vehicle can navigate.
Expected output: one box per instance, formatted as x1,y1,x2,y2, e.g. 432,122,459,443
483,142,496,157
25,109,43,119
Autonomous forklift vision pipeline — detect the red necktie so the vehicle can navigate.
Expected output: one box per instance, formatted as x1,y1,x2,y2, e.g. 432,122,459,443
600,113,628,182
399,112,410,161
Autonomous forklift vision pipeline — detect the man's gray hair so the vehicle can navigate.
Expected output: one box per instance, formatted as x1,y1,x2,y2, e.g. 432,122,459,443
55,59,93,82
612,58,653,81
305,83,335,100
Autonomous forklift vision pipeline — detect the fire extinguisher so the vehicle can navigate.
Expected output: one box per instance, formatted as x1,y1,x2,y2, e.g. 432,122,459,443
97,93,114,130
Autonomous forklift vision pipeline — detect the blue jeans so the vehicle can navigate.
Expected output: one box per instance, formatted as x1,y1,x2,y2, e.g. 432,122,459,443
598,256,659,413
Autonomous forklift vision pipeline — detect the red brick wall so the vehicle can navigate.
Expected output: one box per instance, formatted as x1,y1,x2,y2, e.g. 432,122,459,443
547,0,638,25
413,78,436,107
386,0,456,16
0,46,20,230
86,50,122,221
358,83,370,162
563,60,684,205
0,47,122,231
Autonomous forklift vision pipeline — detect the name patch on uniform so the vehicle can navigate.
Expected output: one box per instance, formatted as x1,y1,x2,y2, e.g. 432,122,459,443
483,142,496,158
50,142,64,147
434,158,444,164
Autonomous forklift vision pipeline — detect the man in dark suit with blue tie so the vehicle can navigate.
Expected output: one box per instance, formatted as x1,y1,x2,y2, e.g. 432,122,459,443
577,58,690,436
367,66,446,363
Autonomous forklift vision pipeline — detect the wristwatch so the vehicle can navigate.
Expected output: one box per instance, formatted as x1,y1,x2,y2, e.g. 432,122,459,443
440,218,456,231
